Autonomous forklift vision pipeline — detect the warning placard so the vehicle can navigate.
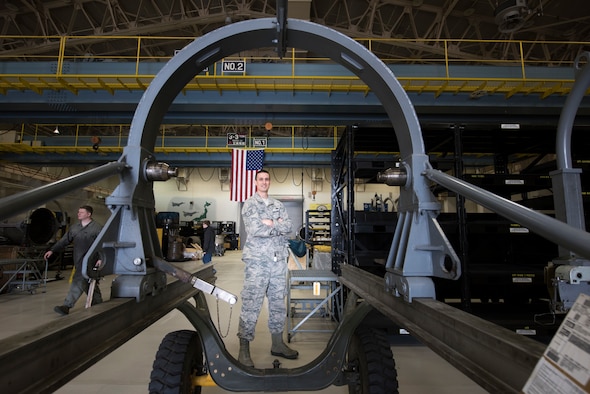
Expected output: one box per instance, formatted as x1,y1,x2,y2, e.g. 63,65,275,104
523,293,590,394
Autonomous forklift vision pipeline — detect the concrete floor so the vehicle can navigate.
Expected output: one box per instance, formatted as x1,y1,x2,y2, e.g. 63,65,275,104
0,250,486,393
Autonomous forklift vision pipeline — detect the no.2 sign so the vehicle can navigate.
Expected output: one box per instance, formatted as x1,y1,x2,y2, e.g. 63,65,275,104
222,60,246,73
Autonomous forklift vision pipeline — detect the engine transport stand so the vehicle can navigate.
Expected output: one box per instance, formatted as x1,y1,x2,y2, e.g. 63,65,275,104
159,290,373,392
287,269,343,342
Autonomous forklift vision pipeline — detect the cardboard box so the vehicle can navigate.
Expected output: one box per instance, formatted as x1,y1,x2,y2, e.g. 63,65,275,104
185,243,203,260
288,253,307,270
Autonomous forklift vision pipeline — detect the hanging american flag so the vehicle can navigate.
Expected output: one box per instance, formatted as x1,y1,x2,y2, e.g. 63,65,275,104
230,148,265,202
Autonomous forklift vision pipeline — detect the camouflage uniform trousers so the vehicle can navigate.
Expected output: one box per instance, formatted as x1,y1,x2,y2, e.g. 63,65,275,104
238,257,288,341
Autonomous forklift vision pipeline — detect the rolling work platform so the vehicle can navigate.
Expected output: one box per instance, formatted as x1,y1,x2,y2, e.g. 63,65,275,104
287,269,343,342
0,258,47,294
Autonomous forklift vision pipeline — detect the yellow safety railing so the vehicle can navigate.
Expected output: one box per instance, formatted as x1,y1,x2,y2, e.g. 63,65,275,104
0,123,343,154
0,35,585,98
0,36,587,156
0,35,583,67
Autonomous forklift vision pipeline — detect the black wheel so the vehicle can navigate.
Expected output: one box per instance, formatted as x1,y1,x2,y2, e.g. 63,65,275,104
149,330,205,394
347,327,399,394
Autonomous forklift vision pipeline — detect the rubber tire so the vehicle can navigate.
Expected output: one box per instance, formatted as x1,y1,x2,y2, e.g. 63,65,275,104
347,327,399,394
149,330,205,394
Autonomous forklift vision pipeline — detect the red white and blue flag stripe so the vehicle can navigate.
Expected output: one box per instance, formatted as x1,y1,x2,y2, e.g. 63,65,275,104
230,148,264,202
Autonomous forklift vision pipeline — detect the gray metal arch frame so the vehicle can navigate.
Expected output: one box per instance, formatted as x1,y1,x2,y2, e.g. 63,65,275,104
87,18,459,300
129,19,424,156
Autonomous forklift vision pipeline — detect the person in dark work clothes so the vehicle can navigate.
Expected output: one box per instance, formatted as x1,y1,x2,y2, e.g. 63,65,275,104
201,220,216,263
44,205,103,315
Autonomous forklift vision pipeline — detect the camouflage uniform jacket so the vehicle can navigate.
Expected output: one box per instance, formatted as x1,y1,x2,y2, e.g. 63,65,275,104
241,193,292,262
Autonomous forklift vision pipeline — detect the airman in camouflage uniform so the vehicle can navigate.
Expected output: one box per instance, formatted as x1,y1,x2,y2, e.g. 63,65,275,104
237,170,298,367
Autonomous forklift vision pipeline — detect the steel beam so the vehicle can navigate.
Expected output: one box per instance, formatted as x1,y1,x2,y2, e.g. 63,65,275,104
0,265,215,394
424,168,590,260
0,161,127,221
340,264,546,393
551,52,590,255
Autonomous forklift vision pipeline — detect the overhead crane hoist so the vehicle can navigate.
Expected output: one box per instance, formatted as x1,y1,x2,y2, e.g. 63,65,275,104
1,0,590,393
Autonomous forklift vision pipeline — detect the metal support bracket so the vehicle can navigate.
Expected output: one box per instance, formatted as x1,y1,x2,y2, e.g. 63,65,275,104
384,208,460,300
275,0,288,58
384,274,436,302
111,271,167,301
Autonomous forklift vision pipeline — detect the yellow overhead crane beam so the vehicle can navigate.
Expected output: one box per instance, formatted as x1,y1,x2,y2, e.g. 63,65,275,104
0,73,577,98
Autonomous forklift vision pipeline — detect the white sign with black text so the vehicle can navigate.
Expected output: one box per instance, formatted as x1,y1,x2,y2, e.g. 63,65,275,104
253,137,267,148
222,60,246,74
523,293,590,393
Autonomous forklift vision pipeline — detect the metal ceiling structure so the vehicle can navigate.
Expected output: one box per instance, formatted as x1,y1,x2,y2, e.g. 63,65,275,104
0,0,590,166
1,0,589,62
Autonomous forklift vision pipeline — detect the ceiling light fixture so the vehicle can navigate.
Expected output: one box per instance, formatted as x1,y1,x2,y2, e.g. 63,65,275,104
494,0,530,34
53,127,60,135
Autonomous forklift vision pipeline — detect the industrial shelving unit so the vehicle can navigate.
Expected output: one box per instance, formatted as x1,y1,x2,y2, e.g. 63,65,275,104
304,210,331,246
331,125,399,276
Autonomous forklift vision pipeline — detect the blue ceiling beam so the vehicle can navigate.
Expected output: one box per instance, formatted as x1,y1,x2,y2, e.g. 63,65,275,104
0,61,587,126
2,61,590,165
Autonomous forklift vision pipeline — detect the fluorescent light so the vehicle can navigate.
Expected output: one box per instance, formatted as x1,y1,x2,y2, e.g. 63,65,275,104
501,123,520,129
